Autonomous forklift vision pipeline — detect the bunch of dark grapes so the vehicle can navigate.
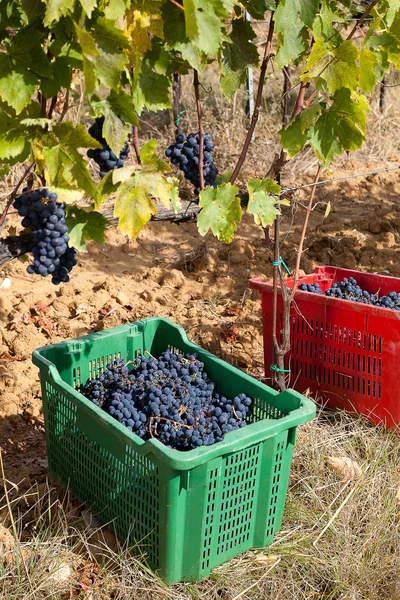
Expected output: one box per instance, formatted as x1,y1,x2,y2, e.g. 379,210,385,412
299,276,400,311
13,188,77,285
87,116,130,179
80,351,253,451
165,132,218,195
298,282,323,294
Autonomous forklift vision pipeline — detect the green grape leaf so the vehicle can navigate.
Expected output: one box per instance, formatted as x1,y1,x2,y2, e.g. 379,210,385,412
359,46,379,92
246,178,284,227
298,0,319,28
275,0,318,32
91,91,137,155
274,0,299,32
279,103,322,157
0,165,10,179
275,23,309,69
368,32,400,68
183,0,228,56
162,2,208,70
44,0,75,24
107,89,138,126
79,0,96,17
94,170,119,209
220,17,259,99
243,0,276,20
65,205,108,252
9,30,53,79
0,112,29,160
301,38,359,93
40,123,102,198
171,185,182,214
309,88,369,165
75,19,129,93
74,25,99,95
132,61,171,114
140,139,170,172
197,183,242,243
0,55,37,114
104,0,128,19
40,56,72,98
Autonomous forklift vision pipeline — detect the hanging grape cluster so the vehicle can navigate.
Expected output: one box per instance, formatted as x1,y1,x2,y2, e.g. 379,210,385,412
299,277,400,310
13,188,77,285
165,132,218,195
87,116,131,179
81,350,253,451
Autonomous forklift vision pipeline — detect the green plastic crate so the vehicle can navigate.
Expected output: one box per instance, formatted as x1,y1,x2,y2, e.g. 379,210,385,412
32,317,315,583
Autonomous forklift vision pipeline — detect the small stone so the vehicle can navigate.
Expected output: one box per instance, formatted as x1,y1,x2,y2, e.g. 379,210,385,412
0,278,11,289
369,221,381,234
112,291,130,306
230,251,246,265
380,231,397,248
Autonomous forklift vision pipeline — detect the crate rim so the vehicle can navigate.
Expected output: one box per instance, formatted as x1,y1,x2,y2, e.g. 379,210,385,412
32,316,316,470
250,267,400,320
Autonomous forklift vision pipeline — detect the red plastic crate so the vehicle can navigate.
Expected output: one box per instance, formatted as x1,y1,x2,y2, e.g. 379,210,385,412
250,266,400,429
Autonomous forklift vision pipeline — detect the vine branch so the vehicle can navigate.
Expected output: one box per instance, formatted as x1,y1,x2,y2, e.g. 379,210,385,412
230,13,275,185
193,69,205,191
291,165,322,288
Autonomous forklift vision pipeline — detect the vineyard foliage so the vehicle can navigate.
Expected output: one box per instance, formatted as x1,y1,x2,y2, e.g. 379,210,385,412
0,0,399,250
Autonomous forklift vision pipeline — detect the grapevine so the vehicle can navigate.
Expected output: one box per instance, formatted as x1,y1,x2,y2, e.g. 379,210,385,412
81,350,252,451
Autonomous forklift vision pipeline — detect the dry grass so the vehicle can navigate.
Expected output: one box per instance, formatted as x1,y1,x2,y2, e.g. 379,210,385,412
1,409,399,600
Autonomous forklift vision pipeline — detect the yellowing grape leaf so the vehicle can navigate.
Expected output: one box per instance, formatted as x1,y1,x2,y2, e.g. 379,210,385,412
197,183,242,243
301,38,359,93
114,175,157,239
247,178,288,227
113,139,178,238
125,1,164,63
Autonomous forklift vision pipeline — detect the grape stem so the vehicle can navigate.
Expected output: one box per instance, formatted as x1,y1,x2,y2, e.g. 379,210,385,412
291,165,322,289
131,126,141,165
193,69,205,191
0,161,36,228
229,12,275,185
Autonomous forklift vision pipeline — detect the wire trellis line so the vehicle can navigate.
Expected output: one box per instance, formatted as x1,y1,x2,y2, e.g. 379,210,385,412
279,165,400,196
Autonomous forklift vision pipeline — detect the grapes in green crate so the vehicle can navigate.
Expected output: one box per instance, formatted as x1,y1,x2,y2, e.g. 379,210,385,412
81,349,252,451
